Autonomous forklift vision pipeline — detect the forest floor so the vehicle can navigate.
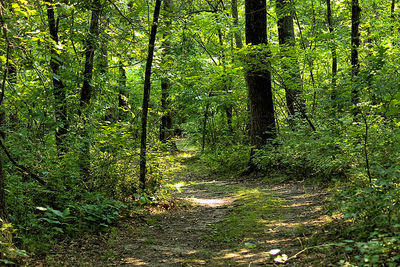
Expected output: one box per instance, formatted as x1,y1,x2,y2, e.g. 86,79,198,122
32,151,333,266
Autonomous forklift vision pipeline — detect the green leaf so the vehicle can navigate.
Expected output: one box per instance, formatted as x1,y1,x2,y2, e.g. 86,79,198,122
244,242,256,248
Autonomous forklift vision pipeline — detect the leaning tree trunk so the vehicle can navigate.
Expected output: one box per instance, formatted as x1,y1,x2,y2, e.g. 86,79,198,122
351,0,361,109
276,0,304,117
47,0,69,154
139,0,162,190
245,0,276,152
79,0,101,179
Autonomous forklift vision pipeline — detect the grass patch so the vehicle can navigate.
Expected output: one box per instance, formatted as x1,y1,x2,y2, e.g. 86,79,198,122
205,188,284,246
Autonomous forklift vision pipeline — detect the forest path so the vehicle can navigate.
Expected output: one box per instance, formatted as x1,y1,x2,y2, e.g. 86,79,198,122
42,153,330,266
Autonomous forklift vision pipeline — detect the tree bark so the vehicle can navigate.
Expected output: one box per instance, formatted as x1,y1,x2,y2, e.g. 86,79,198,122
391,0,395,20
231,0,243,49
47,0,69,154
0,1,8,221
118,62,129,121
326,0,337,105
245,0,275,150
79,0,101,179
139,0,162,190
217,27,233,134
80,0,101,111
159,0,176,148
276,0,304,117
351,0,361,108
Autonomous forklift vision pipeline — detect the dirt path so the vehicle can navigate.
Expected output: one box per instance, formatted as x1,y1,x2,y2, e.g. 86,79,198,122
39,158,330,266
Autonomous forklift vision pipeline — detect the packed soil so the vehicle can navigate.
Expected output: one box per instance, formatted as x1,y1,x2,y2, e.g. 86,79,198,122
31,155,331,266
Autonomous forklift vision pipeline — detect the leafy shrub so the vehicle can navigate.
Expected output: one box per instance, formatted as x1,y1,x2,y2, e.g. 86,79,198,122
201,141,251,174
252,122,351,181
0,220,27,265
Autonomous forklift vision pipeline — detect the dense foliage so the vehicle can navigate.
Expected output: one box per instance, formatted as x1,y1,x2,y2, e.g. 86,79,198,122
0,0,399,265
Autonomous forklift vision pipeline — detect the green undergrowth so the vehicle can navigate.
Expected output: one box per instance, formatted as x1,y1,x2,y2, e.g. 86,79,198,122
6,147,190,259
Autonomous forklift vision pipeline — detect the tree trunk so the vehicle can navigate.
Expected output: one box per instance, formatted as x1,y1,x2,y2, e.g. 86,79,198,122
231,0,243,49
0,146,6,221
79,0,101,179
47,0,69,154
80,0,101,110
118,62,129,121
245,0,275,150
391,0,396,20
276,0,304,117
351,0,361,108
0,1,8,221
139,0,162,190
216,27,233,134
326,0,337,106
201,95,211,153
160,78,174,143
159,0,176,148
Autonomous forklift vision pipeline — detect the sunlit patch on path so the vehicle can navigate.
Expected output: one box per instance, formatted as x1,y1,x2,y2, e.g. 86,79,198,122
189,197,234,207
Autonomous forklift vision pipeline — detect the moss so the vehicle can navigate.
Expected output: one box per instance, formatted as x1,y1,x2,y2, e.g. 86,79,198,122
205,188,284,246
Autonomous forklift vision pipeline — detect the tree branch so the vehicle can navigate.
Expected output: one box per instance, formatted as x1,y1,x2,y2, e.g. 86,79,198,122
0,139,46,185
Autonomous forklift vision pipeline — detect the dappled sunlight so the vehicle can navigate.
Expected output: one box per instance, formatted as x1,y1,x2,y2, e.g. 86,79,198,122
215,248,271,265
120,257,148,265
190,197,234,207
170,182,186,191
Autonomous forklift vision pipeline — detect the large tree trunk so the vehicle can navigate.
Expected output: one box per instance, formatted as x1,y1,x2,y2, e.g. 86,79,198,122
245,0,275,151
326,0,337,106
139,0,162,190
351,0,361,108
79,0,101,179
47,0,69,154
276,0,304,117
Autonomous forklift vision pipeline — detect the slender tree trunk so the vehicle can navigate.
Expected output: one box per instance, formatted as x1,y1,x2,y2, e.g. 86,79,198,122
79,0,101,179
245,0,275,151
160,0,176,148
0,145,5,221
326,0,337,106
217,28,233,133
98,36,108,76
391,0,397,33
231,0,243,49
80,0,101,110
201,95,211,153
47,0,69,154
139,0,162,190
276,0,304,117
391,0,396,20
160,78,174,143
118,62,128,121
0,1,8,221
351,0,361,108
